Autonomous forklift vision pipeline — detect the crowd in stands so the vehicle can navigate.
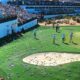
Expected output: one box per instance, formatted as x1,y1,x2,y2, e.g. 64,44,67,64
0,3,36,24
0,4,17,20
17,8,36,25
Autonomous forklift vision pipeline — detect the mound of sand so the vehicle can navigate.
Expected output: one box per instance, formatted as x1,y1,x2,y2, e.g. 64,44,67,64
23,52,80,66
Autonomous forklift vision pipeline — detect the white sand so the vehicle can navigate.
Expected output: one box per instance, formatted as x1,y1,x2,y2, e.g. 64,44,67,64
23,52,80,66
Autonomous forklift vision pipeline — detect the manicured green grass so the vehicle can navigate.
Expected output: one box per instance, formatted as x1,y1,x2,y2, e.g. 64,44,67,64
0,26,80,80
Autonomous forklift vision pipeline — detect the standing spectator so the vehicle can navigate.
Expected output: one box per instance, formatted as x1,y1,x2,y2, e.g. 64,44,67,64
6,25,10,42
69,32,73,43
62,33,65,43
52,34,56,44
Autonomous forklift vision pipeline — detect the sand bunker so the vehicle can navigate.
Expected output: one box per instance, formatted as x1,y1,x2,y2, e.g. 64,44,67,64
23,52,80,66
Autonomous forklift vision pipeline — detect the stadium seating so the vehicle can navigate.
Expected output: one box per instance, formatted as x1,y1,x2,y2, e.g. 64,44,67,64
0,4,38,39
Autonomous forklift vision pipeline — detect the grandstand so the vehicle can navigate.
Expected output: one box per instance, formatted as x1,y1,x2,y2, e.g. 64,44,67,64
0,3,38,42
1,0,80,16
6,0,80,19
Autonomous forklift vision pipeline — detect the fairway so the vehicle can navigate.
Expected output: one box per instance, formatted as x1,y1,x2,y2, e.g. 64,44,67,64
0,26,80,80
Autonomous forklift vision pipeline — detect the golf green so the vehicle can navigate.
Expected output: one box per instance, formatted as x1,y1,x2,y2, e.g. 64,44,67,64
0,26,80,80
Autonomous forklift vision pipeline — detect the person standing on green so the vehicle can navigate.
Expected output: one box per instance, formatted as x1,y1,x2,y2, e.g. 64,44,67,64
61,33,65,43
33,29,38,40
69,32,73,43
52,34,56,44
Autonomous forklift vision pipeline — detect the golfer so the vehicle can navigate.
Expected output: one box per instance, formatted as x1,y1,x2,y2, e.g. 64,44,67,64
52,34,56,44
33,29,37,40
62,33,65,43
69,32,73,43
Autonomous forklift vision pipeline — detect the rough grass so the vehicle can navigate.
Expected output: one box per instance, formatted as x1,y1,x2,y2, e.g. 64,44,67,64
0,26,80,80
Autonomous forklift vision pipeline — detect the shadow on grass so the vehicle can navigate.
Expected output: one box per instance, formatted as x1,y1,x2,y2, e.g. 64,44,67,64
34,38,39,40
72,42,78,45
53,43,60,46
64,43,69,45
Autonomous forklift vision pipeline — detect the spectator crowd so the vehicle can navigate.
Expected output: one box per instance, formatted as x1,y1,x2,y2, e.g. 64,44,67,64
0,3,36,24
